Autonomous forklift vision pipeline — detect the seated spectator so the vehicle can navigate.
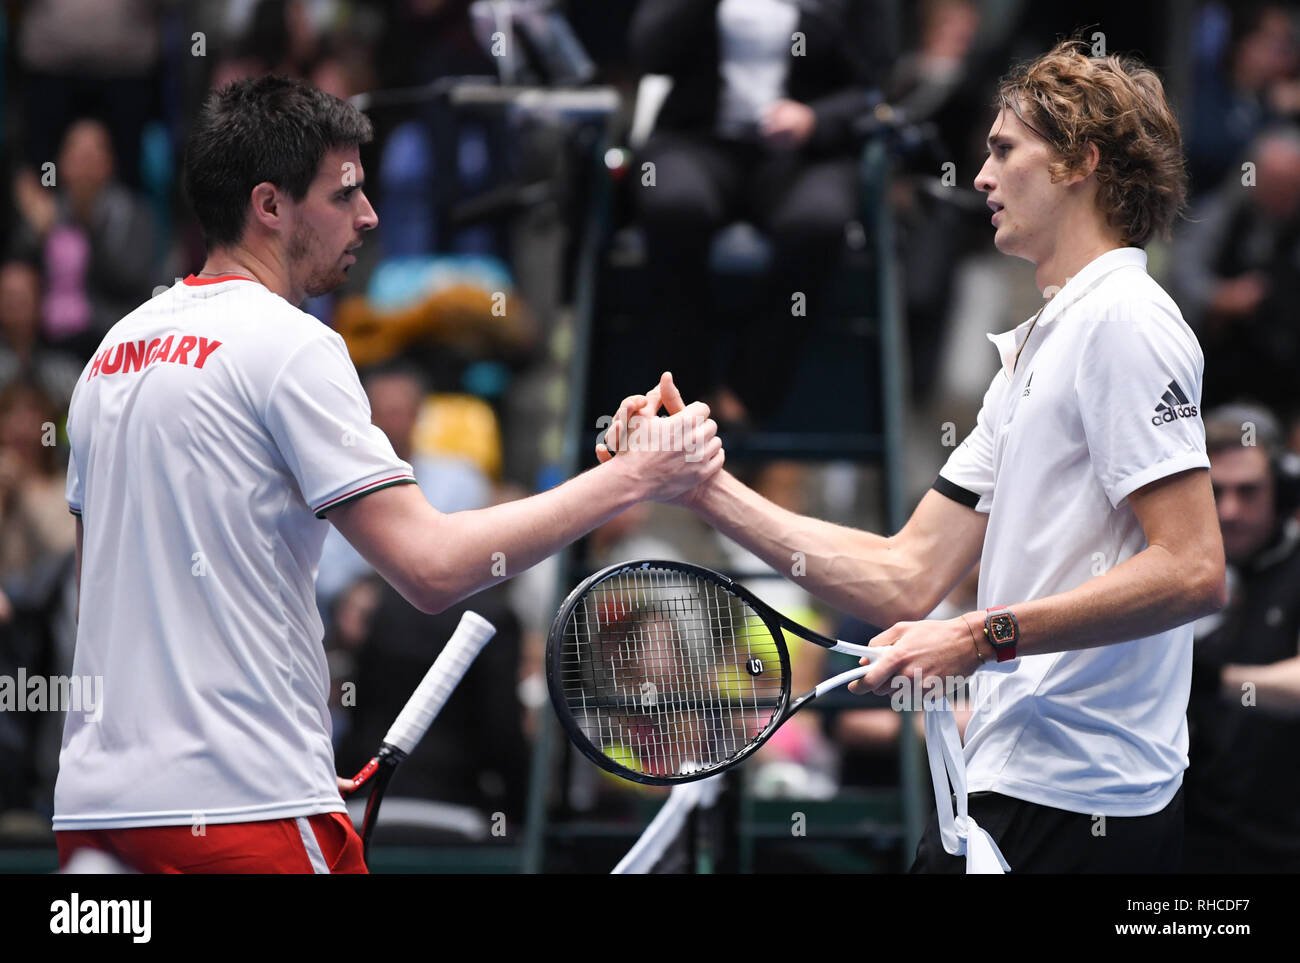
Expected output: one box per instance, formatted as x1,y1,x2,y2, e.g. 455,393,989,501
0,259,83,414
0,377,75,586
0,374,78,817
16,0,161,192
1186,3,1300,196
628,0,887,424
1170,125,1300,412
10,118,155,360
335,585,529,829
1184,403,1300,872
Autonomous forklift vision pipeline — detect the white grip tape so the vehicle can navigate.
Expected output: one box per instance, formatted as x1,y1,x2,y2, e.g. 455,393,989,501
383,611,496,755
829,640,885,660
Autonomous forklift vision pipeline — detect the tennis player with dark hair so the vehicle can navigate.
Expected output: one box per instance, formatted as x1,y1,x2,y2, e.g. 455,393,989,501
54,75,722,873
610,40,1227,872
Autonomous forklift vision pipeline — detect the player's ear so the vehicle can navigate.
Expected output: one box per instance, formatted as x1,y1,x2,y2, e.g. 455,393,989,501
1068,142,1101,185
248,182,284,232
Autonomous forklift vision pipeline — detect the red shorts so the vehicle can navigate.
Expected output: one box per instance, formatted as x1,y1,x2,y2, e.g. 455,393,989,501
56,811,368,874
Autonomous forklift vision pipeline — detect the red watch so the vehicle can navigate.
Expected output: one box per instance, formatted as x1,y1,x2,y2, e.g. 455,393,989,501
984,607,1020,662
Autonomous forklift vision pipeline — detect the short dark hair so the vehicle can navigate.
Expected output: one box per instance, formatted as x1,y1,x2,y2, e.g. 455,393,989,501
183,74,373,249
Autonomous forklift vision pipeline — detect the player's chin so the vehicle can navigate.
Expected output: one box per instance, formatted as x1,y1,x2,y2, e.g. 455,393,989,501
992,231,1029,261
303,271,349,298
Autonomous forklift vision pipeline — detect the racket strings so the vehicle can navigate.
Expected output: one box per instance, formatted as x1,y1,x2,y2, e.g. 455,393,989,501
558,568,786,779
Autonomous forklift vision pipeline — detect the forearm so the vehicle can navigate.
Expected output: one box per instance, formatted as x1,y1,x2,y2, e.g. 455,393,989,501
693,470,919,625
988,544,1224,659
1222,657,1300,715
424,458,647,610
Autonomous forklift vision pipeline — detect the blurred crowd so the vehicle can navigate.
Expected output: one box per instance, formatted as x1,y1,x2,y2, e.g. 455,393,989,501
2,0,1299,872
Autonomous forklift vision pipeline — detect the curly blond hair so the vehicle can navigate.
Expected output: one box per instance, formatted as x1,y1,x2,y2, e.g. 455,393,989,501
996,39,1187,248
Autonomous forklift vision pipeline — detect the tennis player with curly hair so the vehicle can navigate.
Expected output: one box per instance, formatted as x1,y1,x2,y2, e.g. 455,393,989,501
614,39,1227,872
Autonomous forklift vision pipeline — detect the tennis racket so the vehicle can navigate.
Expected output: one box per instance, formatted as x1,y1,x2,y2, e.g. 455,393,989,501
345,610,496,862
545,559,884,785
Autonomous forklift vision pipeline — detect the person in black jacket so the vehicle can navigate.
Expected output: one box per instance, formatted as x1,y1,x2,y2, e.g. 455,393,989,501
1169,126,1300,413
629,0,888,423
335,582,530,831
1185,403,1300,872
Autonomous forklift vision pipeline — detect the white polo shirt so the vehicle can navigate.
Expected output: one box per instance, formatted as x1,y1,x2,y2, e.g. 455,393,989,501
56,275,416,830
935,247,1209,817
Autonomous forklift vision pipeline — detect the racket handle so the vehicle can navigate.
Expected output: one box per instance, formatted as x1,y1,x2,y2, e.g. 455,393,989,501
829,640,881,659
382,610,496,755
814,664,873,697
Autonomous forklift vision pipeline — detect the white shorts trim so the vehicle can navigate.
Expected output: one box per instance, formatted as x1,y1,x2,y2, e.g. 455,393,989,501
296,816,330,874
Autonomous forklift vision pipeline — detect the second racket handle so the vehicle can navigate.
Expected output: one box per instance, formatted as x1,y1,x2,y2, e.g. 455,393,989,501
382,610,496,755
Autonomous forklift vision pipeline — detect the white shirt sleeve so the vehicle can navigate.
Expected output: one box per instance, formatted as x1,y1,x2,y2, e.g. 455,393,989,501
66,446,83,516
263,333,416,518
935,371,1002,513
1075,303,1210,508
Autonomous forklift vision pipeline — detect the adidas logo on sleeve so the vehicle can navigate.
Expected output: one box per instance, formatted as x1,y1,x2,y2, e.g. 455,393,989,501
1151,379,1197,425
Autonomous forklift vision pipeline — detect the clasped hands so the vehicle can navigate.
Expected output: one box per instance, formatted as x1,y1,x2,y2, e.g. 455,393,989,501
595,371,724,505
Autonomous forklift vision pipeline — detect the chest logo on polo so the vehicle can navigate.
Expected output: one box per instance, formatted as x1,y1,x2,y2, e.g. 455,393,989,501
1152,380,1197,425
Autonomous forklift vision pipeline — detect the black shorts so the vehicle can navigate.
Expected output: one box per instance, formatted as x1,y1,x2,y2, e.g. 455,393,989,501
910,786,1184,873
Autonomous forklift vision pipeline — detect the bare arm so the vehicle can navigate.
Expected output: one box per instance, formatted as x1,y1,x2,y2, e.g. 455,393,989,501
1002,467,1227,656
1222,654,1300,716
850,467,1228,693
328,399,722,614
691,473,988,626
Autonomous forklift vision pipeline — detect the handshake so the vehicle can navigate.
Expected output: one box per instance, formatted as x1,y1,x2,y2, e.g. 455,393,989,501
594,371,726,507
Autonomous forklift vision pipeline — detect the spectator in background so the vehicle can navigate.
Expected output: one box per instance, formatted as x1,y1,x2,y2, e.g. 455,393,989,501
0,378,74,585
628,0,887,425
335,585,529,828
16,0,162,191
1185,404,1300,872
209,0,382,95
0,260,83,415
885,0,985,404
828,563,979,793
317,362,493,616
1170,125,1300,412
587,502,682,568
1186,2,1300,196
0,375,76,821
11,119,155,360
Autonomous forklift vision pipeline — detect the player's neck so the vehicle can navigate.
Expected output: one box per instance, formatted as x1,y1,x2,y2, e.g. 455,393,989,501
1033,218,1124,298
197,247,294,302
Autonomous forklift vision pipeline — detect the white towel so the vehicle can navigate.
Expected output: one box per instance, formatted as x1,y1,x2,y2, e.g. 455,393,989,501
923,701,1010,873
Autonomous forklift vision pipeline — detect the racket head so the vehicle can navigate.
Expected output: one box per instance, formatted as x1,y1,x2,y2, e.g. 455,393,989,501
546,559,793,785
